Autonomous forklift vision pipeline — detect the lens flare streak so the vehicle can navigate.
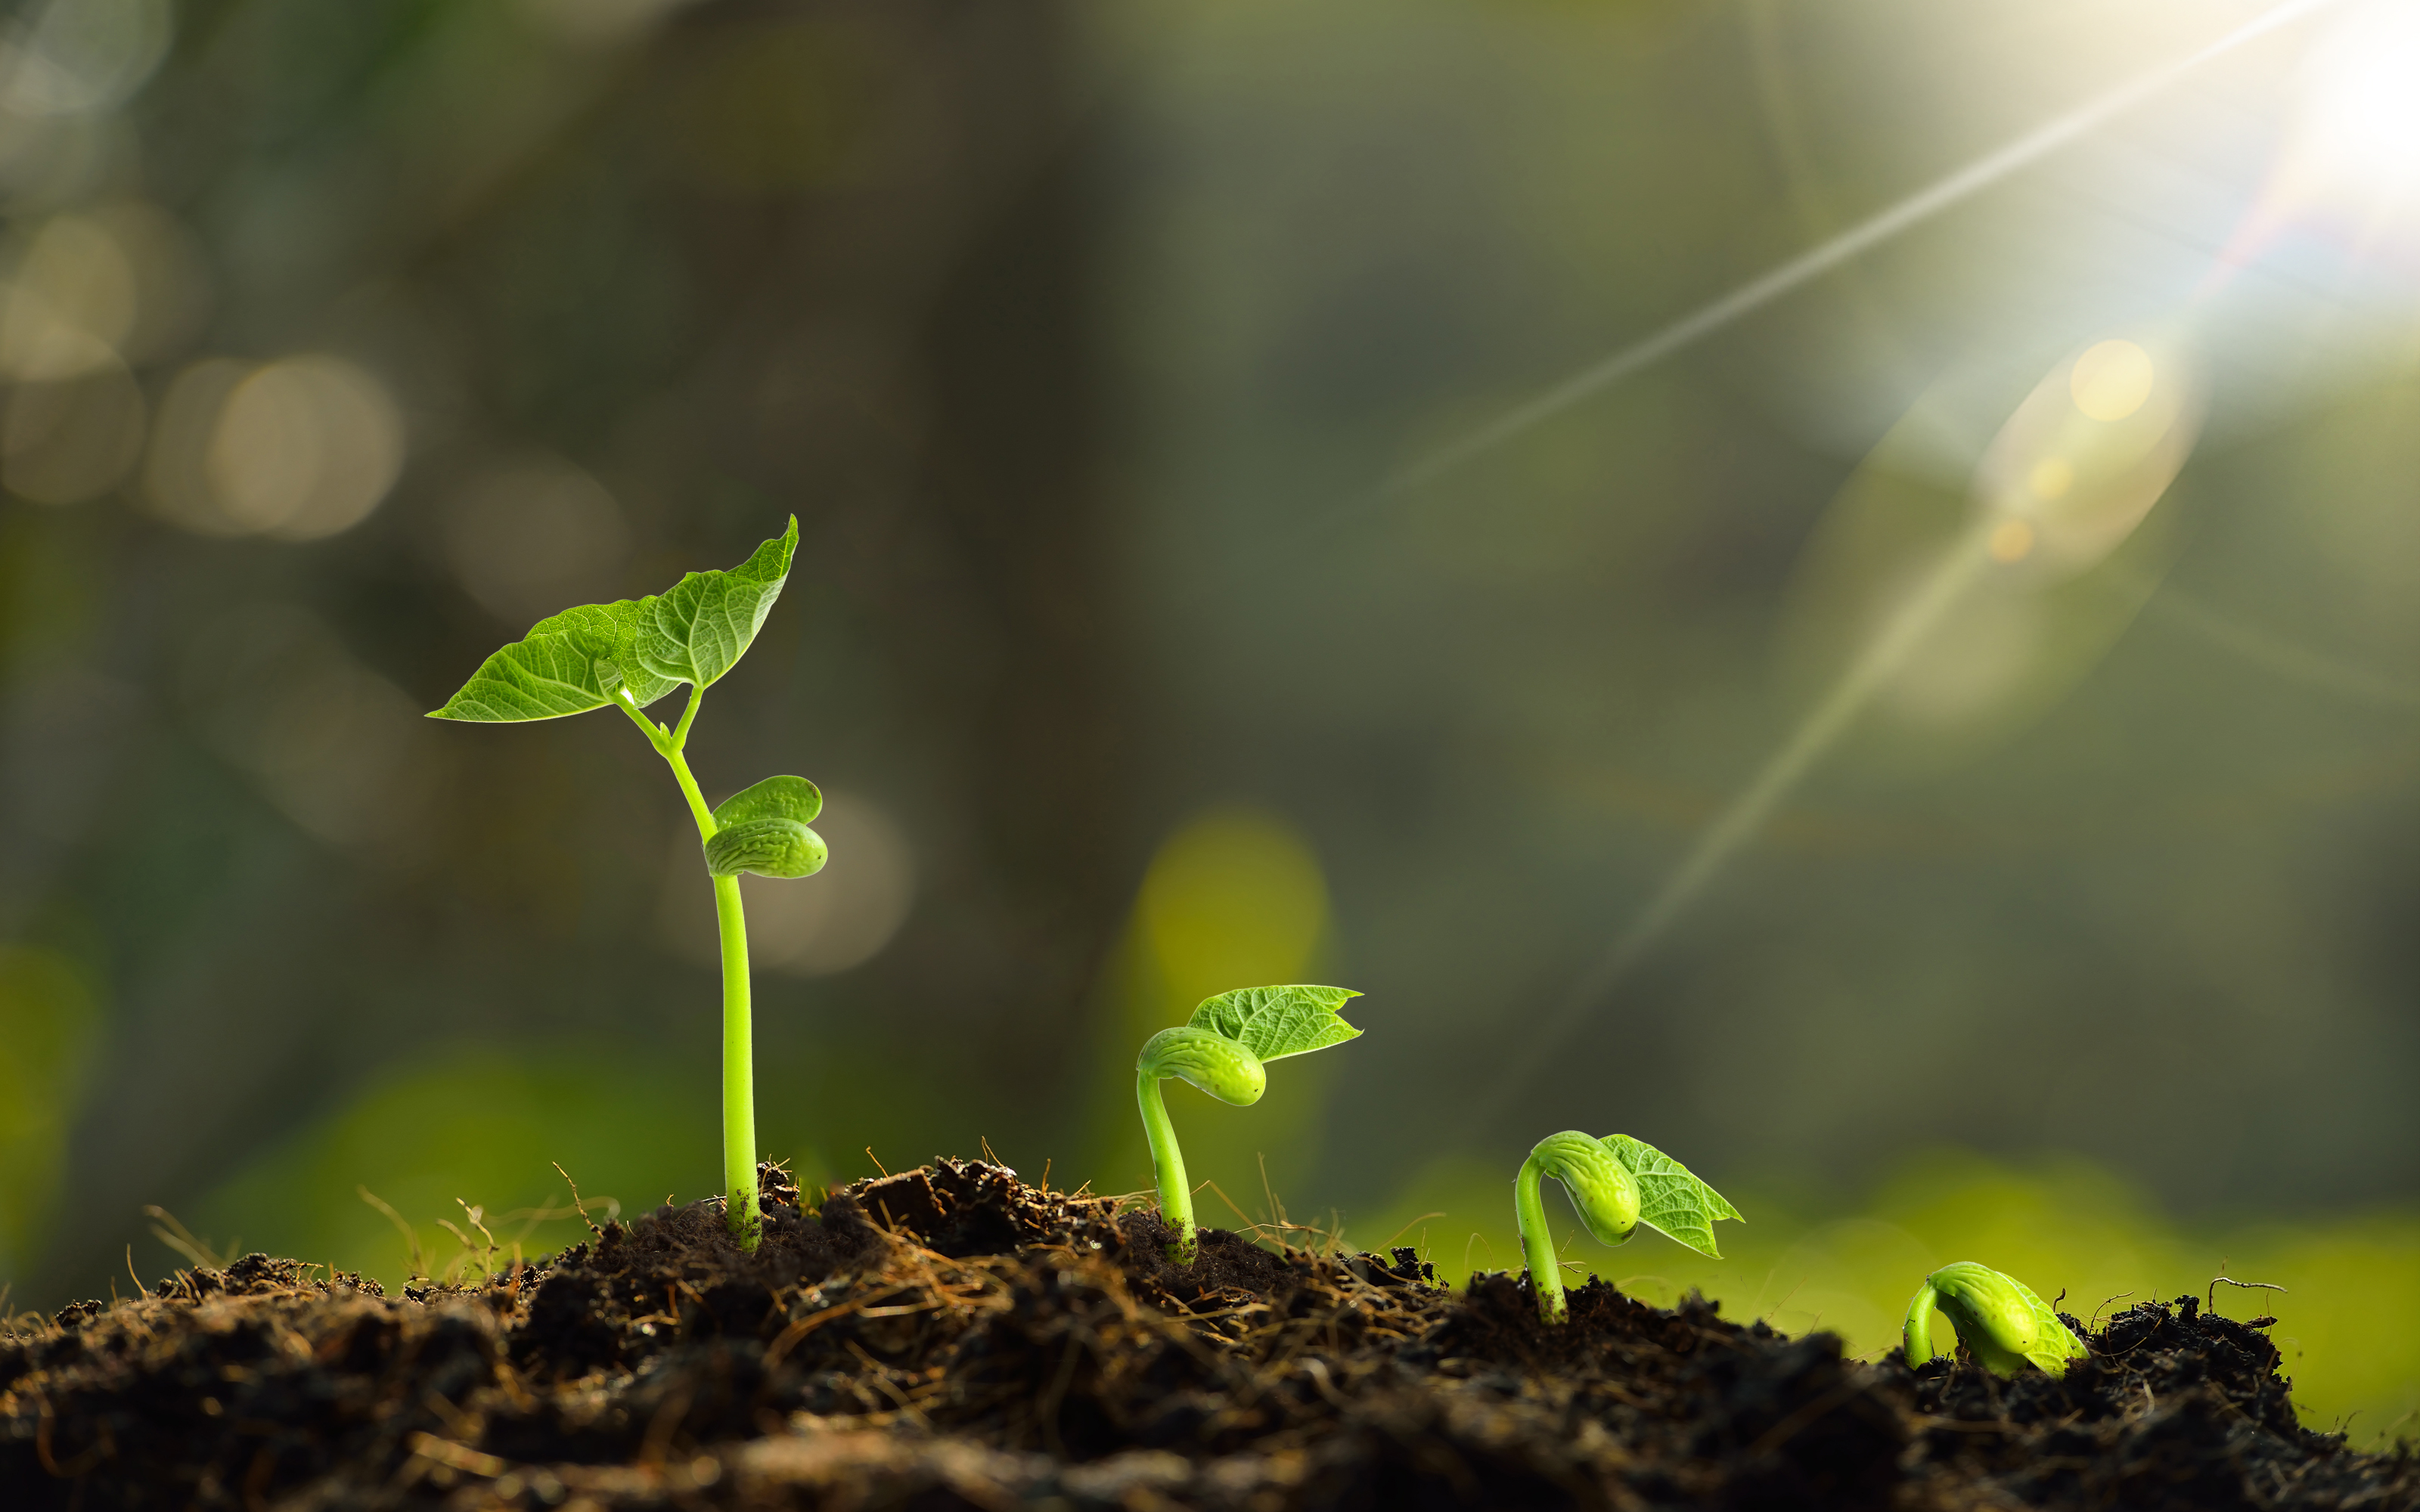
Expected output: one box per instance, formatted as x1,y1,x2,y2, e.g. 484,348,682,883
1347,0,2343,516
1468,528,1996,1132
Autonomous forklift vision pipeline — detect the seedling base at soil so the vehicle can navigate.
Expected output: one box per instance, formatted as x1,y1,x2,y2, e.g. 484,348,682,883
4,1158,2406,1510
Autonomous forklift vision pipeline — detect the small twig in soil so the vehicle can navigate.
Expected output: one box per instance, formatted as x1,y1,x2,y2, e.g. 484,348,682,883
1387,1212,1446,1247
551,1163,603,1236
763,1298,874,1368
144,1206,232,1271
1204,1179,1258,1230
638,1387,693,1467
1465,1230,1497,1275
2208,1275,2287,1316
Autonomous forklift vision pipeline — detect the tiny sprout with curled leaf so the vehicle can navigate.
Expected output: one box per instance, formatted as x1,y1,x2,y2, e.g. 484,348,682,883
430,516,821,1251
1903,1261,2088,1378
1136,984,1364,1264
1515,1130,1741,1323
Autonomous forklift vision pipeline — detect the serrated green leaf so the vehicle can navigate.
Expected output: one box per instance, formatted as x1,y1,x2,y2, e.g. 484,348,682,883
1602,1134,1742,1259
1185,984,1362,1062
704,819,827,879
712,774,822,830
429,596,678,723
637,516,799,689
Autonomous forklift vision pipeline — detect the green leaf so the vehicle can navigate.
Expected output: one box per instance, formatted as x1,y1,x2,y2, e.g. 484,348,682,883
637,516,799,689
1924,1262,2084,1377
1186,984,1363,1062
428,597,678,723
705,776,827,879
704,820,827,879
2016,1278,2088,1375
1602,1134,1742,1259
712,774,823,829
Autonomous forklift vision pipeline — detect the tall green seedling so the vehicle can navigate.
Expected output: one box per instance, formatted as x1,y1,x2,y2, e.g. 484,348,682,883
1514,1130,1740,1323
1135,984,1364,1263
430,517,821,1250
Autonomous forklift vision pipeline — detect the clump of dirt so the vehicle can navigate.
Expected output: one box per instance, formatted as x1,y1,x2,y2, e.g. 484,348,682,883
2,1157,2409,1510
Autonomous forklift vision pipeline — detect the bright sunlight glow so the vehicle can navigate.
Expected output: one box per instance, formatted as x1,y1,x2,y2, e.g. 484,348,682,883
2291,2,2420,199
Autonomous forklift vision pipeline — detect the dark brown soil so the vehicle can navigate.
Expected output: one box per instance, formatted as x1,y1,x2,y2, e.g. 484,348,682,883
4,1159,2411,1510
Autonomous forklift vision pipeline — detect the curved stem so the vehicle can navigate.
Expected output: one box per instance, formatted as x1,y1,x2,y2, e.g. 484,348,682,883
1903,1280,1940,1368
1137,1070,1196,1263
1515,1151,1565,1323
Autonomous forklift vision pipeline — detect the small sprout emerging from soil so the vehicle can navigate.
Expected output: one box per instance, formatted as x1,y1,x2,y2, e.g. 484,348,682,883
1903,1260,2089,1377
431,517,817,1251
1515,1130,1741,1323
1136,984,1364,1263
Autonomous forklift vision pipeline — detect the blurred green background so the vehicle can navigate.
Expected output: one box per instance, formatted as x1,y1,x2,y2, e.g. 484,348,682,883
2,0,2416,1446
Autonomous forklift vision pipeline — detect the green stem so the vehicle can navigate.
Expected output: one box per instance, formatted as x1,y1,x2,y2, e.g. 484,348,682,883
1514,1150,1565,1323
619,686,760,1249
1136,1070,1196,1263
1902,1280,1940,1368
670,682,706,750
712,871,759,1247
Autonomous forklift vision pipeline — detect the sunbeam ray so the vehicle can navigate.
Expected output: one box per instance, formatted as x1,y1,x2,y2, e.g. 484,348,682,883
1462,525,1994,1135
1335,0,2342,524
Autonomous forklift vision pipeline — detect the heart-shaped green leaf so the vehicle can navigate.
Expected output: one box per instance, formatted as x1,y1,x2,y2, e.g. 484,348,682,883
429,598,680,723
1186,984,1362,1062
430,519,799,723
1602,1134,1742,1259
704,819,827,879
712,774,822,830
638,517,799,689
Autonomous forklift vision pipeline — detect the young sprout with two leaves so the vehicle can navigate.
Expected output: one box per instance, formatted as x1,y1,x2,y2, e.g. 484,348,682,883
1514,1132,1742,1323
431,517,822,1251
1136,984,1364,1264
1902,1262,2088,1378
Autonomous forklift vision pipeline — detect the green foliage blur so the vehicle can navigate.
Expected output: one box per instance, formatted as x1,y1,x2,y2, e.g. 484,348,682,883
2,0,2417,1455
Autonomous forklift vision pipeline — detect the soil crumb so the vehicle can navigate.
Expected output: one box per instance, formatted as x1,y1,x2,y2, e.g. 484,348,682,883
3,1158,2410,1509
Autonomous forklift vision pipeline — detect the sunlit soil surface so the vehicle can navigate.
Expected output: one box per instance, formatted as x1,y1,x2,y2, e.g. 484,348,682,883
4,1160,2409,1509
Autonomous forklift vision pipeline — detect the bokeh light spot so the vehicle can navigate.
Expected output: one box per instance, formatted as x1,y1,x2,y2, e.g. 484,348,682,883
443,453,629,626
201,355,404,541
1987,519,2034,563
2028,457,2074,500
658,793,917,977
0,0,173,119
0,212,138,381
1139,807,1329,1005
2070,339,2155,422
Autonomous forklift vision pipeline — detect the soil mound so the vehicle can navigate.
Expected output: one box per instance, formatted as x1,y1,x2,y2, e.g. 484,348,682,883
3,1158,2409,1509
